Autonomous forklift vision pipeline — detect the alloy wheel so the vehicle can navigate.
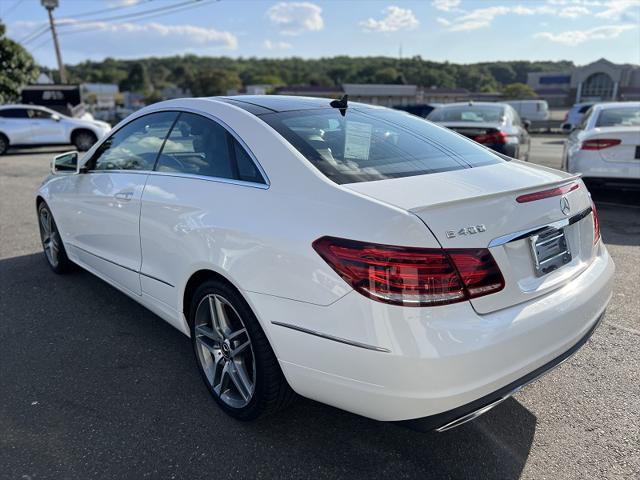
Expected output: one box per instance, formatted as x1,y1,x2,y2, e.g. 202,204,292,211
38,206,60,268
194,294,256,409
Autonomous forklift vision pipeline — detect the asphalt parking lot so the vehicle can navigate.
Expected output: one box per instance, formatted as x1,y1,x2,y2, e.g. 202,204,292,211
1,135,638,479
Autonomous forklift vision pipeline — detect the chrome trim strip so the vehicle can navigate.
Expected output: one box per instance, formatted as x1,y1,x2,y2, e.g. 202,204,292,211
81,105,271,189
68,243,174,287
488,206,592,248
436,396,508,432
139,271,174,288
271,321,391,353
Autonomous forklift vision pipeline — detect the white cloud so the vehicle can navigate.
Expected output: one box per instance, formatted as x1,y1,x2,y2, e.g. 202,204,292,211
436,17,451,26
360,6,419,32
431,0,461,11
263,39,293,50
12,20,238,58
595,0,640,20
534,24,637,46
266,2,323,36
440,3,593,31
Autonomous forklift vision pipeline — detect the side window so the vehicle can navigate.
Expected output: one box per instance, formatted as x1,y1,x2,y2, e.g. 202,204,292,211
29,109,53,119
0,108,29,118
156,112,265,184
90,111,177,171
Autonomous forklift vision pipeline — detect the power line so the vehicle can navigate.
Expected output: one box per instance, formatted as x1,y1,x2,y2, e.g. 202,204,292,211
1,0,26,20
59,0,154,20
56,0,217,38
57,0,208,26
22,26,51,45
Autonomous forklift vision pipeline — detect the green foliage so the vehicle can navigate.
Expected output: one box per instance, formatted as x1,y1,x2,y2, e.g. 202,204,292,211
0,21,39,103
502,82,538,99
61,55,573,96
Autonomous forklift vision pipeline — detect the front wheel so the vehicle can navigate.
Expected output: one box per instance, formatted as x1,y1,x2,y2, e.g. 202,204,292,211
0,134,9,155
190,279,295,420
37,202,74,273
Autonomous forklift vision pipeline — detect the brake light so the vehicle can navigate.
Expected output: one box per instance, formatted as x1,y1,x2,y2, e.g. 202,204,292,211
581,139,621,150
312,237,504,307
516,182,579,203
592,202,601,244
474,131,507,145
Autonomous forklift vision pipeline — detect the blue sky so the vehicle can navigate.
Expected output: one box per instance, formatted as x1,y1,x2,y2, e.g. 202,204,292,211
3,0,639,68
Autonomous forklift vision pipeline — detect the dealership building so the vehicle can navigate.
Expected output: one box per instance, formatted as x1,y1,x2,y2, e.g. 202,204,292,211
527,58,640,106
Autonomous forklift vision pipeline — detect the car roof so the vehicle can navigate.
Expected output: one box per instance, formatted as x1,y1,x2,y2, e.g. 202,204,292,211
218,95,341,114
433,102,506,108
591,102,640,110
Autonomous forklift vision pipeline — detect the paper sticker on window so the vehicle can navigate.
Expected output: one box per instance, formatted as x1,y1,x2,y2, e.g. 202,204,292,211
344,121,373,160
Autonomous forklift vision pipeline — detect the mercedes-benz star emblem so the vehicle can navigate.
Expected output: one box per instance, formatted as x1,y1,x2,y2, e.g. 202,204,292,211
560,196,571,216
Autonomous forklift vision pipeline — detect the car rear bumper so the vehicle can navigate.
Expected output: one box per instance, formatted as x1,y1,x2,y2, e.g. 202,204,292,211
247,243,614,423
397,311,604,432
569,154,640,180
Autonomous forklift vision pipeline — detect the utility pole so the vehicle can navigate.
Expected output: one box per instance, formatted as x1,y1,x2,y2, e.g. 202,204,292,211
41,0,67,84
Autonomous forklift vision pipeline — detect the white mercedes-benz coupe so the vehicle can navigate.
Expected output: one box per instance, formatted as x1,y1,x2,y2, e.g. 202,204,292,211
36,96,614,431
562,102,640,187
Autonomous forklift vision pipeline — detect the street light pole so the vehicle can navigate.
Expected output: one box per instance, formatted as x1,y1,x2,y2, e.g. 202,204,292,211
41,0,67,84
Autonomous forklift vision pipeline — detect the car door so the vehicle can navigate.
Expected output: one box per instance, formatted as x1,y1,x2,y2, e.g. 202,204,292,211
139,111,267,314
0,108,34,144
28,108,66,144
55,111,178,295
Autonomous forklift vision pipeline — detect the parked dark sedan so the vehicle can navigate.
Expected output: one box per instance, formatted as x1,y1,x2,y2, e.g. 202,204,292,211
427,102,531,161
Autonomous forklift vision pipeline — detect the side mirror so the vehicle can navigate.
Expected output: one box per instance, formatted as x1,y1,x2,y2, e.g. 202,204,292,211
51,114,61,122
523,119,531,131
51,151,80,174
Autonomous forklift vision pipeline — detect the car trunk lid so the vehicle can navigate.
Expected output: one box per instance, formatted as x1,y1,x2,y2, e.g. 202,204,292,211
344,161,598,313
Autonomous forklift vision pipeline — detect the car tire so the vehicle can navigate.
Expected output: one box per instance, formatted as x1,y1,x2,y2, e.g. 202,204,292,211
72,130,97,151
37,202,74,274
189,279,295,420
0,134,9,155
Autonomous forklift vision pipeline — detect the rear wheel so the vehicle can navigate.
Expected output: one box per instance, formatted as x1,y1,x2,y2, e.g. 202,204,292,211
37,202,73,273
190,279,295,420
72,130,97,151
0,134,8,155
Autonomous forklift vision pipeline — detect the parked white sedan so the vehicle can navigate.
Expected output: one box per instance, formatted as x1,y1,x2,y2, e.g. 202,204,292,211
36,96,614,431
563,102,640,187
0,104,110,154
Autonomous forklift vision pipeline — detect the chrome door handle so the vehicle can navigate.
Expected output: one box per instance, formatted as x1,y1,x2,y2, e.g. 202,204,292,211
114,191,134,201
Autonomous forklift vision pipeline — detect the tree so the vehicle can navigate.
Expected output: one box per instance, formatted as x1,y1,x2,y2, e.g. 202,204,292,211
187,69,241,97
503,82,537,99
119,62,151,94
0,21,39,103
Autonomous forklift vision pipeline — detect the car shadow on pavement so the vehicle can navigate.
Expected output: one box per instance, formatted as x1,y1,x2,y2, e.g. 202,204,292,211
5,146,74,156
0,252,536,479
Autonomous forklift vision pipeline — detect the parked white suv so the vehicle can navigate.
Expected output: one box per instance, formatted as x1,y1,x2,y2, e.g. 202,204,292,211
0,104,111,154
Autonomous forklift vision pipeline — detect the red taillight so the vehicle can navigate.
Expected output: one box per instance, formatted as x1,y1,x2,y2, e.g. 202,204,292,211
474,131,507,145
581,139,621,150
312,237,504,307
592,202,601,244
516,182,580,203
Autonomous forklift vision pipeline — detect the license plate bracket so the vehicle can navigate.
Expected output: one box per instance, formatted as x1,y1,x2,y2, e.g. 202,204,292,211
529,227,572,277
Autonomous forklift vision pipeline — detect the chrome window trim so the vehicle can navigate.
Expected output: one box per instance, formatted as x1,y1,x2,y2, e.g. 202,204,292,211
83,105,270,189
488,206,592,248
271,321,391,353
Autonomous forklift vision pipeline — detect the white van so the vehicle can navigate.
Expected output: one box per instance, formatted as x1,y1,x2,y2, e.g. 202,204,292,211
505,100,550,122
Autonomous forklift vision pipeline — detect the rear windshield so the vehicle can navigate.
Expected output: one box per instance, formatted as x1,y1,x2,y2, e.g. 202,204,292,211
259,107,504,184
427,105,505,123
595,106,640,127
